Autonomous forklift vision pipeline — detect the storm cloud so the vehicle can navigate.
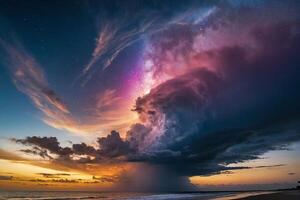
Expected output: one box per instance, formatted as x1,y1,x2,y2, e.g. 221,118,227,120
126,20,300,175
12,3,300,176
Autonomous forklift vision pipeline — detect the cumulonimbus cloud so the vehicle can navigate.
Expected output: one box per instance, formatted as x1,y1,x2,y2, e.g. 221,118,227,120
10,1,300,178
126,20,300,175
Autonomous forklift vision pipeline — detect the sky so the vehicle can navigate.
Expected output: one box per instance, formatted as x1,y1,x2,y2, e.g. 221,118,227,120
0,0,300,191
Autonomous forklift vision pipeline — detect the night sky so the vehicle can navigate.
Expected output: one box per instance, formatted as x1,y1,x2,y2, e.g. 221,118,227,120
0,0,300,191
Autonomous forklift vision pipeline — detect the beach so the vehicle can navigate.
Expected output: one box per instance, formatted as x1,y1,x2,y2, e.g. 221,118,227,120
236,190,300,200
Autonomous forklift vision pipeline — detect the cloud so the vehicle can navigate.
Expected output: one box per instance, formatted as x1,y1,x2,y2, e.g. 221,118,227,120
0,148,87,174
13,136,72,159
125,19,300,176
140,1,300,90
0,39,70,114
0,148,28,161
50,179,80,183
0,40,81,133
0,175,13,180
78,0,217,85
20,147,53,159
0,40,137,134
97,131,134,158
36,173,71,178
72,143,97,156
126,123,152,151
11,131,134,162
28,178,81,183
92,175,118,183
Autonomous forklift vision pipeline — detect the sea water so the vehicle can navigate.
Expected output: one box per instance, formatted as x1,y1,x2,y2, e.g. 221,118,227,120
0,191,275,200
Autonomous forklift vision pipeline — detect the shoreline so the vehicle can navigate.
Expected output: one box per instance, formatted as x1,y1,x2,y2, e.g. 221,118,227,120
234,190,300,200
0,190,299,200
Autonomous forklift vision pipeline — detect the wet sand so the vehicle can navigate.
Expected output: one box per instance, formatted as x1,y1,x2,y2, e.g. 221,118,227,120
236,190,300,200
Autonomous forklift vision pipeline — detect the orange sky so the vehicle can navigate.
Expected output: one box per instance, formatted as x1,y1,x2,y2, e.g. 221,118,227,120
1,143,299,191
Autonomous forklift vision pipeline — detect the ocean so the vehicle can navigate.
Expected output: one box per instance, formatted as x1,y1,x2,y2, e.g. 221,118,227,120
0,191,275,200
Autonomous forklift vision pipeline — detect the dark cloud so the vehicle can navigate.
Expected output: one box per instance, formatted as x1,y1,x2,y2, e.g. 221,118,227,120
11,131,135,163
126,123,151,150
28,178,81,183
13,137,59,154
37,173,71,178
20,146,53,159
72,143,97,156
0,175,13,180
28,179,47,183
13,136,73,159
51,179,80,183
97,130,134,158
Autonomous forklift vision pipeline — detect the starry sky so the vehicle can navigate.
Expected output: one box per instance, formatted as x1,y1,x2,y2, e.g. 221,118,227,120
0,0,300,191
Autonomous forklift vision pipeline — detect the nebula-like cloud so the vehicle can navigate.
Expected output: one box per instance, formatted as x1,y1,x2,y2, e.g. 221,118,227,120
127,18,300,176
78,0,217,85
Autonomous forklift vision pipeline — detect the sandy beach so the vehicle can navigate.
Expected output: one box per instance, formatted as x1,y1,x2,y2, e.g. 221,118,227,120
236,190,300,200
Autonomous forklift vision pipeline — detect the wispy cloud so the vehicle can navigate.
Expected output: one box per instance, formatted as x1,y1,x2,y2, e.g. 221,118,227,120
0,39,70,114
0,148,28,161
0,39,137,135
78,16,157,86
